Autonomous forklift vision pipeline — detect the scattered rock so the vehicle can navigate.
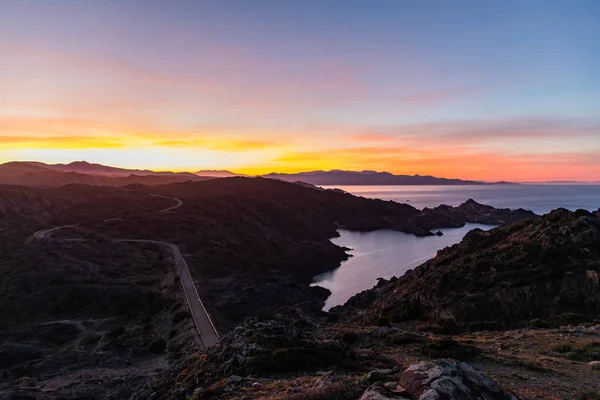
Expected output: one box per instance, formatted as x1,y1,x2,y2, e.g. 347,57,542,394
229,375,244,383
589,361,600,371
360,386,410,400
313,378,328,388
317,370,333,376
382,382,408,395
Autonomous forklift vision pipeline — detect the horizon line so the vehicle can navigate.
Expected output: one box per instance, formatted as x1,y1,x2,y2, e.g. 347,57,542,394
2,159,599,184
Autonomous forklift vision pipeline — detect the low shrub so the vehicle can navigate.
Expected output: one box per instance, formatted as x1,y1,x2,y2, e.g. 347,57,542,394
420,338,479,361
389,332,426,345
528,319,556,329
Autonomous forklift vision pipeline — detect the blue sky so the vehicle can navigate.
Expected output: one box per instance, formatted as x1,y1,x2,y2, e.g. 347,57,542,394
1,0,599,180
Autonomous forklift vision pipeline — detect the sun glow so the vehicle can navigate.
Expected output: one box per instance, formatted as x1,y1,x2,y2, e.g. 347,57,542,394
1,1,598,181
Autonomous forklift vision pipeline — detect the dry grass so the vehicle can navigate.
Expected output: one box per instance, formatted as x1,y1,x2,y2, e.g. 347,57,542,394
539,340,600,361
271,376,365,400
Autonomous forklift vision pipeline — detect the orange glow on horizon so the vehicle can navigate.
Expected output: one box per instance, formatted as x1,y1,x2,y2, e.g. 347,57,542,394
1,124,599,182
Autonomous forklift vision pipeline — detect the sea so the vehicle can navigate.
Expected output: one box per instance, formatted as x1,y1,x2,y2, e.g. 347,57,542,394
312,184,600,310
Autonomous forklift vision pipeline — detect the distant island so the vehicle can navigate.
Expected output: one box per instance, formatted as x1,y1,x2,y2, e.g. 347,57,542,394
262,170,508,186
0,161,514,187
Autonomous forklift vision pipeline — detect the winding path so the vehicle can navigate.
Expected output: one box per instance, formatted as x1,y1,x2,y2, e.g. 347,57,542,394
151,193,184,213
24,193,220,348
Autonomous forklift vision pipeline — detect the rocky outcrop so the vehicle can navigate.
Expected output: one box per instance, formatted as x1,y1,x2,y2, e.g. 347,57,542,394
399,360,516,400
150,308,362,399
420,198,537,228
339,208,600,332
357,360,517,400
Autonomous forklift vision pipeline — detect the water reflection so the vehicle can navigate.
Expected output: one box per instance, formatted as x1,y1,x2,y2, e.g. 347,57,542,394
312,223,495,310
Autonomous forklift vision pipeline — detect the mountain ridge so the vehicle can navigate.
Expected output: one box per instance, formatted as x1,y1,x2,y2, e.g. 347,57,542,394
0,161,211,187
263,170,490,185
0,161,516,186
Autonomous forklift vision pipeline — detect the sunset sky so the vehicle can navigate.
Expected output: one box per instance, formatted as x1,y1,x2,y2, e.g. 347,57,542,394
1,0,599,181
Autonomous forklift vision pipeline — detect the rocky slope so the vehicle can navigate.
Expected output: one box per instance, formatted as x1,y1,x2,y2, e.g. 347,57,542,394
147,206,600,400
0,178,552,399
103,178,536,329
0,186,199,398
148,308,519,400
334,208,600,333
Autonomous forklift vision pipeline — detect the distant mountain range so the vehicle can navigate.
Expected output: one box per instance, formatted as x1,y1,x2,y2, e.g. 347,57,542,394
0,161,515,187
0,161,211,187
25,161,199,178
262,170,489,185
195,170,243,178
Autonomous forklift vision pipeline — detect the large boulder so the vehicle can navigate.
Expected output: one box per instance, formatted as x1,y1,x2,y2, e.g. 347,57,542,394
400,360,516,400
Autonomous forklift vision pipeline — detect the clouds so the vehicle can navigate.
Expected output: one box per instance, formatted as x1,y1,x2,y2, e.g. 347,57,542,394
0,1,598,181
1,107,598,181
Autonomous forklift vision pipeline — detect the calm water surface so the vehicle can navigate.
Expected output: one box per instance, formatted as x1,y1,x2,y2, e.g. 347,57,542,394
321,184,600,215
313,185,600,310
312,224,494,310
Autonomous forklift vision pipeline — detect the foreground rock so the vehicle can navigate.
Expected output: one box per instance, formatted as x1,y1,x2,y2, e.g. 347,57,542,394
400,360,516,400
358,360,517,400
340,208,600,332
150,308,362,399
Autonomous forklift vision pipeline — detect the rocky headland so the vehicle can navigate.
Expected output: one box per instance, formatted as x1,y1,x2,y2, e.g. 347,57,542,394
334,207,600,332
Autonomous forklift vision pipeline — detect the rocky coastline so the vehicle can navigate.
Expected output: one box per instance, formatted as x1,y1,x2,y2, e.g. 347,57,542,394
2,178,597,399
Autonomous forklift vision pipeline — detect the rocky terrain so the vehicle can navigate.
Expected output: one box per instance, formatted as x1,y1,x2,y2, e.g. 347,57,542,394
0,185,201,399
7,177,595,400
142,206,600,400
335,208,600,332
89,178,537,330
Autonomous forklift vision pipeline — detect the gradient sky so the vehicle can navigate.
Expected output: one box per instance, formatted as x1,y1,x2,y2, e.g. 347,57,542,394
1,0,599,181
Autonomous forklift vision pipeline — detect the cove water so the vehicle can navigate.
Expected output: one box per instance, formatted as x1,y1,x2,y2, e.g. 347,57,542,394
313,184,599,310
